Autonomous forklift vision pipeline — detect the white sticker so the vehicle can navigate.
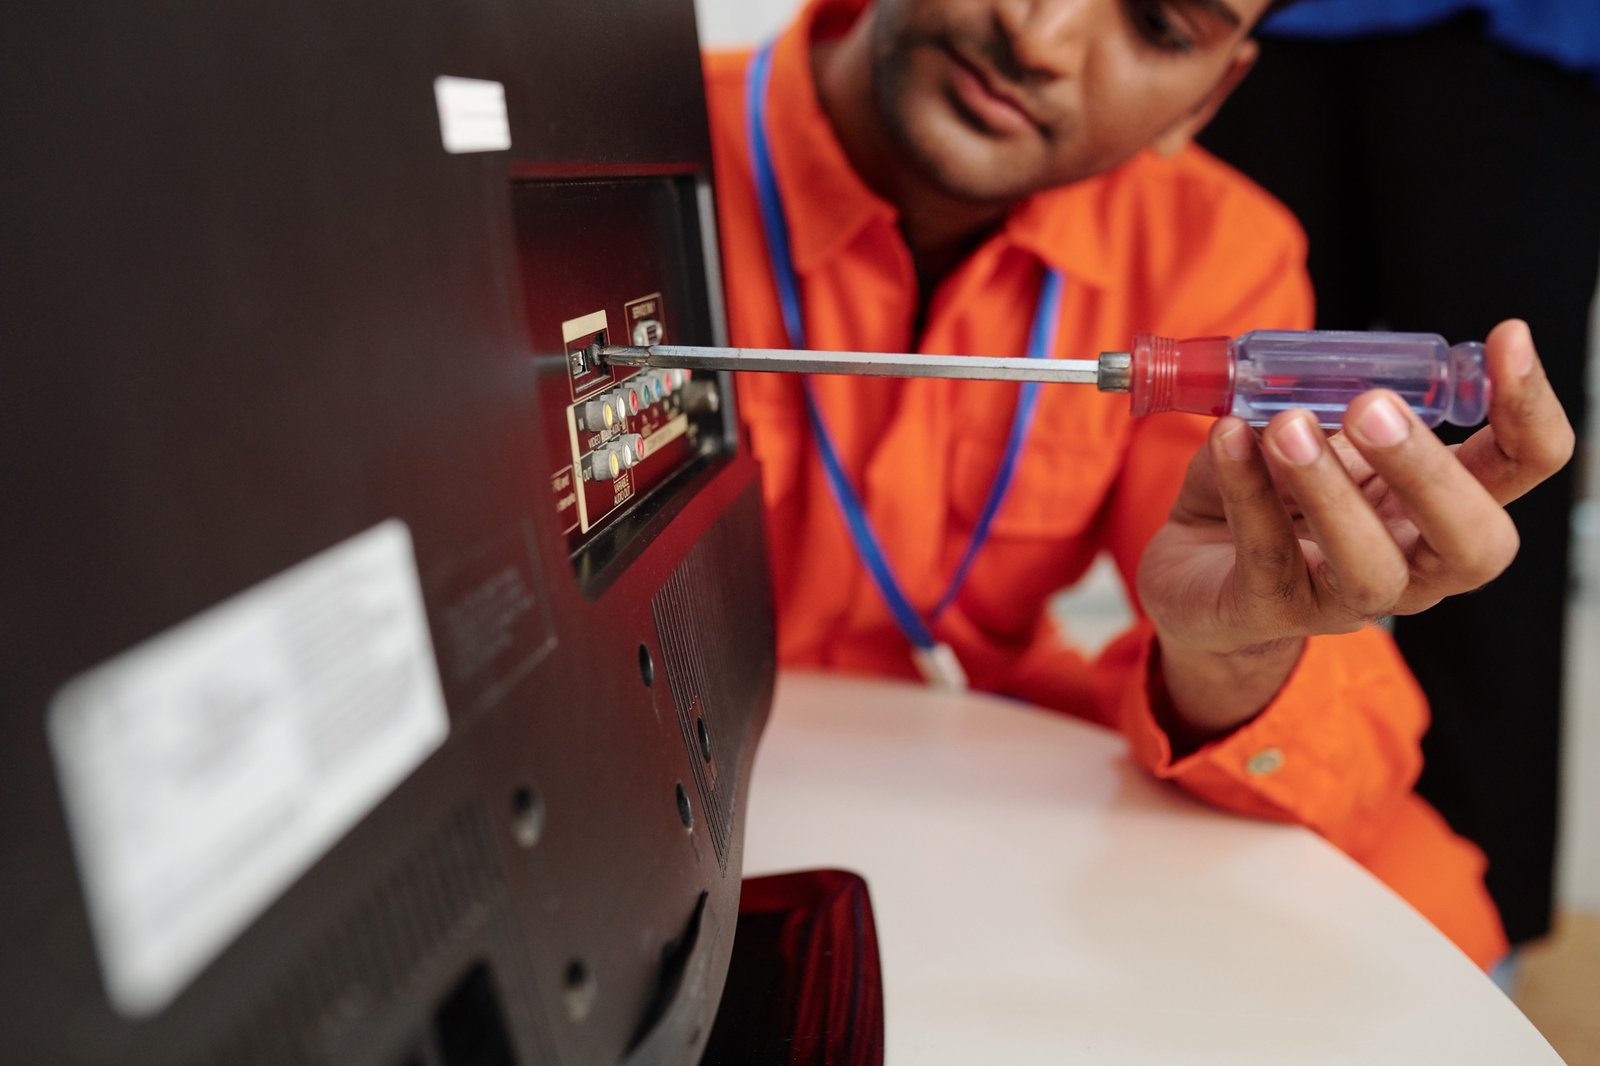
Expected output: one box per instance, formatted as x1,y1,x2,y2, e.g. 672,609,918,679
47,520,451,1018
561,309,609,346
433,76,511,154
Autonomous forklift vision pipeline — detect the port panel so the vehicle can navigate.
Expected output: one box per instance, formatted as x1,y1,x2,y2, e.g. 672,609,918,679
511,177,730,566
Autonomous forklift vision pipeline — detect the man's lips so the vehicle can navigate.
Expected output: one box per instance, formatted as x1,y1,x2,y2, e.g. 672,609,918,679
943,47,1042,137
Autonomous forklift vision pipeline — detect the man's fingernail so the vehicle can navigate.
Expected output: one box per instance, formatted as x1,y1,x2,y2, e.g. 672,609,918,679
1513,320,1536,377
1353,395,1410,448
1275,414,1322,466
1220,422,1253,462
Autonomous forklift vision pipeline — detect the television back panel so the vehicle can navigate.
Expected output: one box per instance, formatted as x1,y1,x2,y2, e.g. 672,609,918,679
0,2,774,1063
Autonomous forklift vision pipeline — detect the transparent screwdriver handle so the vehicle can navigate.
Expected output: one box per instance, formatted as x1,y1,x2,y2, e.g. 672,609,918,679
1126,329,1491,429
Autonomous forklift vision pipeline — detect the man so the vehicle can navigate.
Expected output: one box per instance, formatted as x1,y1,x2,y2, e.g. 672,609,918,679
702,0,1575,968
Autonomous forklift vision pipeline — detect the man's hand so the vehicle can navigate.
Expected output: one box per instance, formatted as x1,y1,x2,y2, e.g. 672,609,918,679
1137,319,1575,750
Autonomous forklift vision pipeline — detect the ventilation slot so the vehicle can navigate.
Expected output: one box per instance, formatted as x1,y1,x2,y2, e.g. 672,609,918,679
650,489,774,867
188,802,530,1066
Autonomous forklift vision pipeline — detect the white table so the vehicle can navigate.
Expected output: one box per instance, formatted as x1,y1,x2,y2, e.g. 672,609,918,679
742,672,1564,1065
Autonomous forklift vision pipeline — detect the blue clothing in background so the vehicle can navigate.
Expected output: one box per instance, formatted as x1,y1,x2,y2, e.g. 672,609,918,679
1266,0,1600,81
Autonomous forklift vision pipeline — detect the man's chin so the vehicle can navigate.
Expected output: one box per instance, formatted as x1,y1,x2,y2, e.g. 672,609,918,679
896,102,1085,204
909,138,1048,205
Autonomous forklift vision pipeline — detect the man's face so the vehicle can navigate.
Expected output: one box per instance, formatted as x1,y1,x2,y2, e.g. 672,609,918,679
867,0,1270,202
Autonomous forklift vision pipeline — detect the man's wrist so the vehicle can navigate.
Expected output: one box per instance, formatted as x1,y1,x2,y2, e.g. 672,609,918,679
1150,633,1305,757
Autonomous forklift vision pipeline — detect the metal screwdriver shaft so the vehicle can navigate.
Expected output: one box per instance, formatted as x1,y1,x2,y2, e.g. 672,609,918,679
600,344,1129,390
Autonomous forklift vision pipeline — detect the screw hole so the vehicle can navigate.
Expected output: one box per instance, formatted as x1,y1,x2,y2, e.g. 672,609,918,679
638,643,655,687
511,786,545,848
695,717,712,763
563,959,596,1022
675,782,693,830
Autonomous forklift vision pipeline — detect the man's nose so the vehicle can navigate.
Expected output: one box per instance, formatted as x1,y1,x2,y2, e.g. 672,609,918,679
994,0,1091,80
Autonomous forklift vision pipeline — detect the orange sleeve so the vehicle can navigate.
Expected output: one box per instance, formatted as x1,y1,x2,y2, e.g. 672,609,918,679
1117,623,1428,859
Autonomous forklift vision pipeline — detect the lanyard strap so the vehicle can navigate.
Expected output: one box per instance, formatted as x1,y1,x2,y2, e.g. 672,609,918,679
745,40,1064,656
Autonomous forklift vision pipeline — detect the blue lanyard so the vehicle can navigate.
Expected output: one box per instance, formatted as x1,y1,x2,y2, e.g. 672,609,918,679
745,40,1064,662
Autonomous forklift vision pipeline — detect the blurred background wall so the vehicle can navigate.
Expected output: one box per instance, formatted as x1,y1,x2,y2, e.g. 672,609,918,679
696,0,794,47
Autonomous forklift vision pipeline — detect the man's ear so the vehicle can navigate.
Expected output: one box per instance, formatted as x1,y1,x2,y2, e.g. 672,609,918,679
1151,38,1258,157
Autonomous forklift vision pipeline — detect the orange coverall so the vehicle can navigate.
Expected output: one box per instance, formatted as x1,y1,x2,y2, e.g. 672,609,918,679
704,0,1508,968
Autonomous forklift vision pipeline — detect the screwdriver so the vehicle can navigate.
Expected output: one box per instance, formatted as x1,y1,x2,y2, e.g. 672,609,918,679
601,329,1490,429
